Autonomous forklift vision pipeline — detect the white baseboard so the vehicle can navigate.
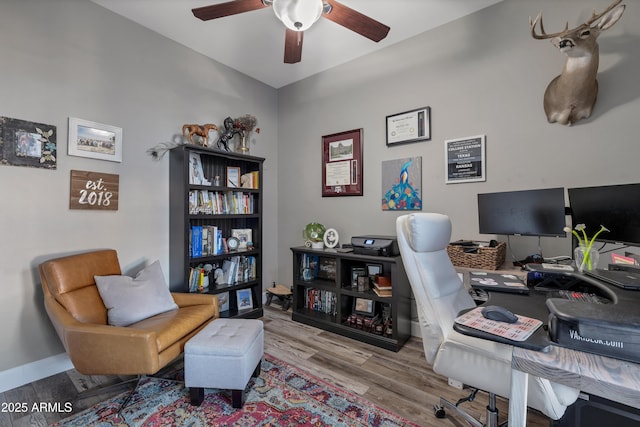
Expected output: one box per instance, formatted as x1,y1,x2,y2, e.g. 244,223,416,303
0,353,73,393
411,320,421,338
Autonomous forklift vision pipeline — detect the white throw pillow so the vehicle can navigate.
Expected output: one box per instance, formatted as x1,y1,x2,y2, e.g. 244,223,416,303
95,260,178,327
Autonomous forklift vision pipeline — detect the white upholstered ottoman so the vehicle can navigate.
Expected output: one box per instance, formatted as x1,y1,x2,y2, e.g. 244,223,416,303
185,318,264,408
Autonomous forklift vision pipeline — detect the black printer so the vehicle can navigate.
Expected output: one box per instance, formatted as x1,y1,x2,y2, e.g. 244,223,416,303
351,235,399,257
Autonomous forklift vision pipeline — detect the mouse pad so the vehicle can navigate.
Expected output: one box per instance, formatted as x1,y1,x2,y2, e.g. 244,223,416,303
455,307,542,342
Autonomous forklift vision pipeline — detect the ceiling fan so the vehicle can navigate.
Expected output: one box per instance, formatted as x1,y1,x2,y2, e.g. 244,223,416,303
192,0,390,64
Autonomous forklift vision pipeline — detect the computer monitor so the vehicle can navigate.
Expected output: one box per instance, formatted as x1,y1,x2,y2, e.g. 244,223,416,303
568,183,640,246
477,188,567,237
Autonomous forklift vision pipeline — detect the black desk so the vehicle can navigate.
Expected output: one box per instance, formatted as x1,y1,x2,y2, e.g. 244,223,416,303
454,267,640,426
454,291,551,351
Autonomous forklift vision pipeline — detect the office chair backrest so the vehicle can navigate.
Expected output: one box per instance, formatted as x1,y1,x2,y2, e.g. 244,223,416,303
397,213,476,363
39,249,121,325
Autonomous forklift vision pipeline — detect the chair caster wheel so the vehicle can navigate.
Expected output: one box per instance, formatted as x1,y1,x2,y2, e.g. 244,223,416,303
434,405,446,419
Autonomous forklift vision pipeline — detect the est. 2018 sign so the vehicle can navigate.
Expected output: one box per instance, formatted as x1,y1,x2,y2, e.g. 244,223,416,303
70,170,119,210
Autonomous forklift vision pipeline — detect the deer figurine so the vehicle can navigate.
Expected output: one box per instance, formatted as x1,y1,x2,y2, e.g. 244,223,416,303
530,0,625,126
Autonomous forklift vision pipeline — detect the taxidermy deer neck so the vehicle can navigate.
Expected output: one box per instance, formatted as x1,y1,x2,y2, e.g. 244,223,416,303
530,0,625,126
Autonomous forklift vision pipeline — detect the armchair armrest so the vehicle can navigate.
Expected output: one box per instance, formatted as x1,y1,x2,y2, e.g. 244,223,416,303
172,292,219,315
45,295,161,375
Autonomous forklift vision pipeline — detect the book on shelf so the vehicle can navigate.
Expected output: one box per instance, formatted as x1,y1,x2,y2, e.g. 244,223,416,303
189,152,208,185
191,226,203,258
240,171,259,189
372,274,392,297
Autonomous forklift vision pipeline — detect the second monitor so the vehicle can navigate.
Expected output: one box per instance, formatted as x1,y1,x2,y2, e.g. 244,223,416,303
477,187,567,237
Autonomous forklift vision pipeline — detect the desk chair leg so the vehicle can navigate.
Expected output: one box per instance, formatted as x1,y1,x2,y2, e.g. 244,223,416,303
435,390,505,427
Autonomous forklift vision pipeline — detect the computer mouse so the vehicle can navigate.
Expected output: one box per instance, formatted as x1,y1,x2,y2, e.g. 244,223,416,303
481,305,518,323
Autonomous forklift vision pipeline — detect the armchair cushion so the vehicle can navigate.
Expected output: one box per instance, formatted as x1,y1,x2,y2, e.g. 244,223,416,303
95,260,178,326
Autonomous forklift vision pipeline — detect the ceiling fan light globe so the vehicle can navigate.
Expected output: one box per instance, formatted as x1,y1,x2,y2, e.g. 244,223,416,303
272,0,323,32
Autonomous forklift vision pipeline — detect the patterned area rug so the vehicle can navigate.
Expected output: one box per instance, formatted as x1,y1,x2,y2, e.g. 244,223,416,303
50,353,420,427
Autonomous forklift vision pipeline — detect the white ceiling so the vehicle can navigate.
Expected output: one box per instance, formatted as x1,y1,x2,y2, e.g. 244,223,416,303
91,0,503,89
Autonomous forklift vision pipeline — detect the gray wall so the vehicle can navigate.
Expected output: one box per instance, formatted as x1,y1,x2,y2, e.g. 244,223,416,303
276,0,640,280
2,0,639,389
0,0,278,379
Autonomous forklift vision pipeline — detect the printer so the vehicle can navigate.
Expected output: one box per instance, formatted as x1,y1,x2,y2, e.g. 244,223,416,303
351,235,399,257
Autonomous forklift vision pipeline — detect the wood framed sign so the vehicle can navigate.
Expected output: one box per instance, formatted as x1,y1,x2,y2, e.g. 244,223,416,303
322,129,363,197
69,170,119,210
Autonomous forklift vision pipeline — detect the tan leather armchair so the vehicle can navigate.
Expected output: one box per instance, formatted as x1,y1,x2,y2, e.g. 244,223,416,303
39,249,218,377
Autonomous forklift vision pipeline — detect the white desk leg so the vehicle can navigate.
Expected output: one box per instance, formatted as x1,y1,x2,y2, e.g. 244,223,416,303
509,368,528,427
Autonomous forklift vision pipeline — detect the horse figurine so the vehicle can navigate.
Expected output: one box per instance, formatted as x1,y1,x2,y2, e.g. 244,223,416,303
182,123,218,147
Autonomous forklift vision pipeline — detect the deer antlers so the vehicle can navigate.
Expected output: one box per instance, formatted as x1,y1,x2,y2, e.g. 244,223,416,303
530,0,622,39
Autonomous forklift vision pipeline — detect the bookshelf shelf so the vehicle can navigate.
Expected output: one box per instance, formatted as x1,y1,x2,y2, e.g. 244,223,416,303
170,145,264,319
290,247,411,352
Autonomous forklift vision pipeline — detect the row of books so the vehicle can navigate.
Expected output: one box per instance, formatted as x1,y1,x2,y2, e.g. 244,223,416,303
190,225,223,257
304,288,337,316
189,190,255,215
187,256,257,292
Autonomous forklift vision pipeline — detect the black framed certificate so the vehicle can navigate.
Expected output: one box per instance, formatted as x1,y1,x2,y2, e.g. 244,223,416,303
386,107,430,146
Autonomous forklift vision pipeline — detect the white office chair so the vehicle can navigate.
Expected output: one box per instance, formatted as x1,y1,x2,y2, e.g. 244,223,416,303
396,213,579,426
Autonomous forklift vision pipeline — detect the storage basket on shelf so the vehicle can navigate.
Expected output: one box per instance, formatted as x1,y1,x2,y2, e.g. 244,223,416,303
446,242,506,270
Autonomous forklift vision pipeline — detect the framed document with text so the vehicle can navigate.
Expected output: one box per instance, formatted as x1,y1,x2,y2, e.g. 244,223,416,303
322,129,363,197
386,107,430,146
445,135,486,184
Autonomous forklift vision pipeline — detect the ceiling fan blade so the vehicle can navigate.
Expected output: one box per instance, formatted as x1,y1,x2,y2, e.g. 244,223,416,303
284,29,303,64
323,0,390,42
192,0,269,21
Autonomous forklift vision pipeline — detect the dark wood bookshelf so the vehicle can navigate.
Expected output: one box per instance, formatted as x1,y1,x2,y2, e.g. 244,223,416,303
170,145,264,319
290,247,411,351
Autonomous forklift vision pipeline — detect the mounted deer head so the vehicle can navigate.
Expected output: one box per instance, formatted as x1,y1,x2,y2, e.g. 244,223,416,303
530,0,625,126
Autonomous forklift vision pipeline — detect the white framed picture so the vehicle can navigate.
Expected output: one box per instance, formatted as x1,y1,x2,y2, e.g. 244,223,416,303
236,288,253,311
231,228,253,250
444,135,486,184
68,117,122,162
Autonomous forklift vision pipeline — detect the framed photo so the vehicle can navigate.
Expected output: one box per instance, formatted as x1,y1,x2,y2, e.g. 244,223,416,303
353,297,375,317
366,263,383,276
322,129,363,197
226,166,241,187
350,266,367,288
0,116,57,169
231,228,252,249
386,107,430,146
317,257,337,280
68,117,122,162
236,288,253,311
217,291,230,312
445,135,486,184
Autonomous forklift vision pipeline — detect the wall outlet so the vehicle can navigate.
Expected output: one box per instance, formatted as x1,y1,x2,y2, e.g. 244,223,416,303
448,378,463,389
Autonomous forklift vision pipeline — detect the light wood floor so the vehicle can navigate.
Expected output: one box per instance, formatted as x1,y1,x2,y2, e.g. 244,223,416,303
1,306,549,426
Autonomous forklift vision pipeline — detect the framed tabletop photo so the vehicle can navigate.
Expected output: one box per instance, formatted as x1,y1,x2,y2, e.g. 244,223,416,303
322,129,363,197
386,107,430,146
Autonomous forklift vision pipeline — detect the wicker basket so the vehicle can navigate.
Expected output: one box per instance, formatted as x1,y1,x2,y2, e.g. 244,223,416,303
446,242,506,270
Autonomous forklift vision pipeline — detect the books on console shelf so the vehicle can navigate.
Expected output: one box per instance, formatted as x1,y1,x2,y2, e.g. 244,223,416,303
304,288,337,316
372,274,392,297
